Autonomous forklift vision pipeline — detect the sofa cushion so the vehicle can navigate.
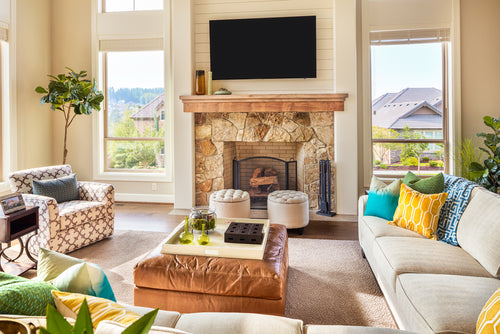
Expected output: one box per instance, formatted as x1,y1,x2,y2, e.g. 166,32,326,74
476,287,500,334
395,273,500,334
58,200,107,231
32,174,79,203
123,306,181,328
457,188,500,278
364,176,402,220
305,325,417,334
175,312,303,334
361,215,425,240
373,237,492,292
0,272,58,316
389,184,447,240
95,320,190,334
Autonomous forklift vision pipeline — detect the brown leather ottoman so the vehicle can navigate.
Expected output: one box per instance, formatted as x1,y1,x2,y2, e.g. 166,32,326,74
133,224,288,316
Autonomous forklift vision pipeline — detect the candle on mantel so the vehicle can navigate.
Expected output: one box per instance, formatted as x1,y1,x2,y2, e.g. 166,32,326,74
208,71,213,95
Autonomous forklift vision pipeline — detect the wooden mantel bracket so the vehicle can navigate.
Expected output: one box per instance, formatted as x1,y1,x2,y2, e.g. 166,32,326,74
180,93,348,113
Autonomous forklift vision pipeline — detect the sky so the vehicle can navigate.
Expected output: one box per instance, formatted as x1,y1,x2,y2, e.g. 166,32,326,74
371,43,443,99
107,51,164,89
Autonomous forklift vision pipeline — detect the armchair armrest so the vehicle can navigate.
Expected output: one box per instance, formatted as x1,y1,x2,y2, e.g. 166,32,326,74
78,181,114,203
21,193,60,251
22,193,60,219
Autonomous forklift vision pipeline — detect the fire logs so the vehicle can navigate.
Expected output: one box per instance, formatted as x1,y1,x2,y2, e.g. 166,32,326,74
249,167,279,197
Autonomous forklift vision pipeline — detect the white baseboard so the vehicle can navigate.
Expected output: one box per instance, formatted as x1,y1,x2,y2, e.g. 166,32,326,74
115,193,174,203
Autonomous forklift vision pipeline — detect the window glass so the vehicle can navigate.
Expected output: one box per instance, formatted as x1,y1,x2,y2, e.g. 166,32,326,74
105,51,165,171
371,42,445,176
104,0,163,12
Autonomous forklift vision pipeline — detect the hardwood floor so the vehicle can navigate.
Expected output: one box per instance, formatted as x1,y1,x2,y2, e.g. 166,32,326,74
114,202,359,240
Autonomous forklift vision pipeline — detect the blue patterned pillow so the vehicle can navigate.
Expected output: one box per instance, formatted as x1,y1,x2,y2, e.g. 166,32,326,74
0,272,57,316
364,176,402,220
32,174,79,203
437,174,478,245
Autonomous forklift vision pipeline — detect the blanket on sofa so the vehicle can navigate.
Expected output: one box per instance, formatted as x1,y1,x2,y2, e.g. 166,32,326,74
437,174,478,245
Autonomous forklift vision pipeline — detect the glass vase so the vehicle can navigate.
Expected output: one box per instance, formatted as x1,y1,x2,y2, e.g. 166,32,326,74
189,206,216,234
195,70,206,95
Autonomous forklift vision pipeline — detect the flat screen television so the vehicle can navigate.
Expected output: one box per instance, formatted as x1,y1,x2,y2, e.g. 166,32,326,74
209,16,316,80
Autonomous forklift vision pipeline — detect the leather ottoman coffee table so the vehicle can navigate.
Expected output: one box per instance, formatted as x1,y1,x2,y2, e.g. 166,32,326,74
133,224,288,316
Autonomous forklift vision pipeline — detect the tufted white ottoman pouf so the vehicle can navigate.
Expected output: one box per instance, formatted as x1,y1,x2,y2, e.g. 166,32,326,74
267,190,309,233
209,189,251,218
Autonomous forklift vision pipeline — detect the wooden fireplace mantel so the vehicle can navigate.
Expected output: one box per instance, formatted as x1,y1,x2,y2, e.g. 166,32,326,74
180,93,348,113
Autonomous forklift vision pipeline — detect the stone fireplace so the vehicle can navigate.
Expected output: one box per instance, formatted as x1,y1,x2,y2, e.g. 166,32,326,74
181,94,348,211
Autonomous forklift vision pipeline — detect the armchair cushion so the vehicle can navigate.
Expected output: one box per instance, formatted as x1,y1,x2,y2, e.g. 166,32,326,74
32,174,79,203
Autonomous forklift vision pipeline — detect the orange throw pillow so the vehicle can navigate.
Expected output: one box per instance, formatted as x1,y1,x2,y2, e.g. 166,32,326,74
389,183,448,240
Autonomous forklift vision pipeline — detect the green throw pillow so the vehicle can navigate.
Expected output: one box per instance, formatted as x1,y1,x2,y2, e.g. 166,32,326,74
32,174,79,203
0,272,57,316
38,248,116,301
402,171,444,194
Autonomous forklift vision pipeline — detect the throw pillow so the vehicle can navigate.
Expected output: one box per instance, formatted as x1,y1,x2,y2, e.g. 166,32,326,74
402,171,445,194
52,291,141,328
32,174,79,203
389,183,448,239
0,272,57,316
364,176,402,220
37,247,116,301
476,287,500,334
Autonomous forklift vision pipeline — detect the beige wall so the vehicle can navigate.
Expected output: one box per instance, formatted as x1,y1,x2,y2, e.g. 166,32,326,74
460,0,500,141
15,0,53,169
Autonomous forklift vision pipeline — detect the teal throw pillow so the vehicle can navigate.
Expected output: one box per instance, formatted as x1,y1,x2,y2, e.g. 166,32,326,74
37,248,116,301
364,176,402,221
403,171,444,194
32,174,79,203
0,272,57,316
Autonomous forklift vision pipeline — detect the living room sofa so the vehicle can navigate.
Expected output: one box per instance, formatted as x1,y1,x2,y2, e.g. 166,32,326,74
358,186,500,334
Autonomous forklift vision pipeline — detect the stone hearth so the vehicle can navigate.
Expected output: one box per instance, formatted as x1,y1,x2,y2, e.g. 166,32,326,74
194,111,335,210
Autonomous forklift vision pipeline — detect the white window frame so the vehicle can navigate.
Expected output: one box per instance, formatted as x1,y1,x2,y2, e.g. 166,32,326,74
91,0,173,182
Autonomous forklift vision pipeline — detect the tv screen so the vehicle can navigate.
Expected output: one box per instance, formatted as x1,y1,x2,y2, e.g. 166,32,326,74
209,16,316,80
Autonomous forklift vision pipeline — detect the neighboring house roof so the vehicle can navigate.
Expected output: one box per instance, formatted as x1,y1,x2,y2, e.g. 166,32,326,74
130,94,164,119
372,88,442,130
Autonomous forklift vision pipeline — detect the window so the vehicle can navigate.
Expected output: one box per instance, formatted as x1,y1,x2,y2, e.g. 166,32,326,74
370,29,449,176
104,0,163,12
102,50,165,172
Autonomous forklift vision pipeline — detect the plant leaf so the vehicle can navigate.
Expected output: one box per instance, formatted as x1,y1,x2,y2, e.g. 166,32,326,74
45,304,73,334
73,298,94,334
122,309,159,334
36,86,48,94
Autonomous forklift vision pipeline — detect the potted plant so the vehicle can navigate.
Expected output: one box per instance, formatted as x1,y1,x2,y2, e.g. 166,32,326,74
35,67,104,164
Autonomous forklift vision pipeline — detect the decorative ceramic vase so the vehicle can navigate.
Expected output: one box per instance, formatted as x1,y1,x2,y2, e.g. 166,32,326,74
197,223,210,245
179,217,194,244
189,207,216,234
195,70,206,95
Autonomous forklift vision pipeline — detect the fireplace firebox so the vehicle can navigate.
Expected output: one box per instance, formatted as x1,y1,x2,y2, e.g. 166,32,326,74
233,156,297,209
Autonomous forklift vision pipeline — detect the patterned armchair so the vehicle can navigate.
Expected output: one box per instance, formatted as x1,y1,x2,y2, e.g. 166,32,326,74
8,165,114,254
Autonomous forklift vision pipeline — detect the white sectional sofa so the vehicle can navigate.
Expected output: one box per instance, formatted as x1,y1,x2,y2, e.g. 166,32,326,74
358,187,500,334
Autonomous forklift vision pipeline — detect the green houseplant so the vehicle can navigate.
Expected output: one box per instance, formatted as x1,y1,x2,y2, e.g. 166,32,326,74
41,299,158,334
36,67,104,164
469,116,500,193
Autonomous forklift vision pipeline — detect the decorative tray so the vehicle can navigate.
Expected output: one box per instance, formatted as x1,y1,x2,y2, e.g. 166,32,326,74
161,218,270,260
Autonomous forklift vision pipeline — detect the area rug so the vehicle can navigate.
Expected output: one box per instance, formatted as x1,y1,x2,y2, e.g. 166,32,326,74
67,230,396,328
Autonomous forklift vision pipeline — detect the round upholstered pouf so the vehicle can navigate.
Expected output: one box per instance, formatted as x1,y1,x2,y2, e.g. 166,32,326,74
267,190,309,233
209,189,251,219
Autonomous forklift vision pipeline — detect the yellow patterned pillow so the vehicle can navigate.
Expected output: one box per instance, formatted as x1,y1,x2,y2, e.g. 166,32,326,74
477,287,500,334
389,183,448,239
51,291,140,328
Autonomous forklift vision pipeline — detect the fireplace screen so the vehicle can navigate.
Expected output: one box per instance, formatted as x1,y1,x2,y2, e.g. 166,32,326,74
233,156,297,209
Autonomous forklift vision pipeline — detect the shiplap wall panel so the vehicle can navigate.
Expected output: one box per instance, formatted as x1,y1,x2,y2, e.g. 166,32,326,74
193,0,334,94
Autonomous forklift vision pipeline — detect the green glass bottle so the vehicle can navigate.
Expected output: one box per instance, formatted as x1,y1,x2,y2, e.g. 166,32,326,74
179,217,194,244
197,223,210,246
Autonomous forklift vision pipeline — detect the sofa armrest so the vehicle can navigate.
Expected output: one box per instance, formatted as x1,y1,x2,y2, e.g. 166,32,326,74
78,181,114,203
358,195,368,219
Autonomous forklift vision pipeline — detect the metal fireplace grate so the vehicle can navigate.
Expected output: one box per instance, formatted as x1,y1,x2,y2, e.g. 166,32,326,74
233,156,297,210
